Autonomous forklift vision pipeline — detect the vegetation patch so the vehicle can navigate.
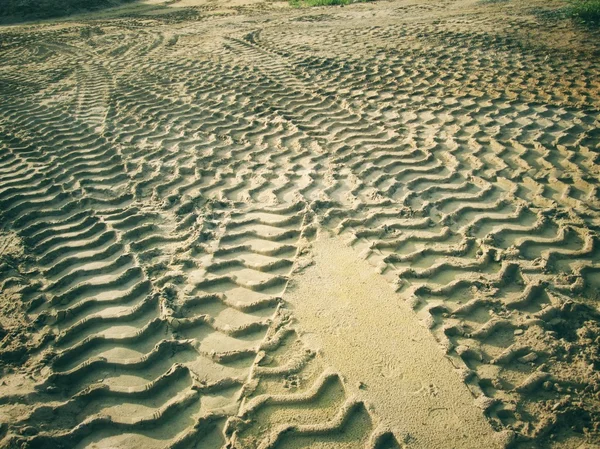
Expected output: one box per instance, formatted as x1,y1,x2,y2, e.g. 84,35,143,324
569,0,600,25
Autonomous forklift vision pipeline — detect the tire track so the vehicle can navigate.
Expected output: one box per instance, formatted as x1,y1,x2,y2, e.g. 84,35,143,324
0,2,599,447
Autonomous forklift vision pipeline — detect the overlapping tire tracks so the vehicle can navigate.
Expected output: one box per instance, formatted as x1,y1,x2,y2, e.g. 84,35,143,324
0,2,599,447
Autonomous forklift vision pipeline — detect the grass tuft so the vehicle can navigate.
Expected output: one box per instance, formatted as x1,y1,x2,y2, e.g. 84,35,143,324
569,0,600,25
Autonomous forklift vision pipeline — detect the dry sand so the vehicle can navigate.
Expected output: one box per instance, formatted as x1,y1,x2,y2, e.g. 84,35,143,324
0,0,599,448
285,233,508,448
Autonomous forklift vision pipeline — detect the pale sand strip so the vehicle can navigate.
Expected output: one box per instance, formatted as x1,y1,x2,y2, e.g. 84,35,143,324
286,232,505,448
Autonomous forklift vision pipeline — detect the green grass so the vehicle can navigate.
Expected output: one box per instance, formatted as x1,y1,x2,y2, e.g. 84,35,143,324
290,0,372,7
569,0,600,25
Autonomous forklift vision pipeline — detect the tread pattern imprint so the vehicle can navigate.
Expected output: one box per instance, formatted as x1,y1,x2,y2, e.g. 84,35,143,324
0,0,599,448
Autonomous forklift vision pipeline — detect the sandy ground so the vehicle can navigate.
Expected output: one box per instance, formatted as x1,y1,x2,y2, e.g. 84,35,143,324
285,234,508,448
0,0,599,448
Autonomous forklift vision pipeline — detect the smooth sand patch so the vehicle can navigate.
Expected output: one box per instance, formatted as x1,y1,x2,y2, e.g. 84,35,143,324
285,232,504,448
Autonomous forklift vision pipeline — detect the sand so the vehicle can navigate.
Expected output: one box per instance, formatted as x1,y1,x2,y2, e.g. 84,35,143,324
284,233,507,448
0,0,599,447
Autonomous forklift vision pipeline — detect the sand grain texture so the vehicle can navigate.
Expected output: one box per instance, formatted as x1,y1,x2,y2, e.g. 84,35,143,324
287,233,505,449
0,0,599,447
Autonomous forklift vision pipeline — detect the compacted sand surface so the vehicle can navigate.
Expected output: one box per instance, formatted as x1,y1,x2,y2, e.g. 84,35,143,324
0,0,599,447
